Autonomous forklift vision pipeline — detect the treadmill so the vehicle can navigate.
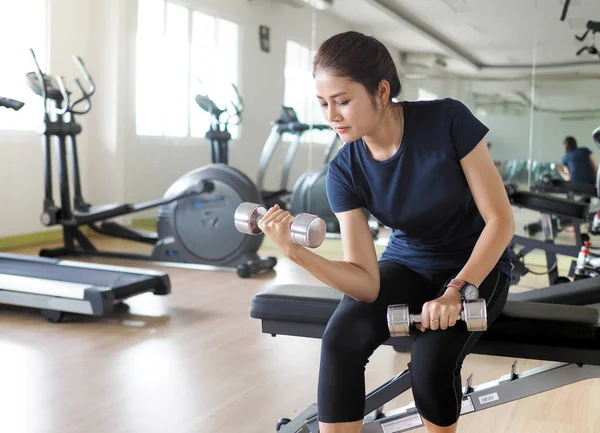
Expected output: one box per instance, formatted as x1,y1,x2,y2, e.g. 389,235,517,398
1,96,171,322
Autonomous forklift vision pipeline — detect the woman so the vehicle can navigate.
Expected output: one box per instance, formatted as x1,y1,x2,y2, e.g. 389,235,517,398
258,31,514,433
557,136,597,184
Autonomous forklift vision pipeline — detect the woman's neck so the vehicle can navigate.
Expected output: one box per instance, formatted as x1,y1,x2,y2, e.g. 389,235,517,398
362,102,404,161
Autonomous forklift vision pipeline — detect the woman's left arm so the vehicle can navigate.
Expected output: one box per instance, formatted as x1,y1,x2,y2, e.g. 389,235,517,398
453,140,515,287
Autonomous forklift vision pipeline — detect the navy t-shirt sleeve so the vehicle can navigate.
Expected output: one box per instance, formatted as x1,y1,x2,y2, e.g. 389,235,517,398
447,99,489,160
326,159,362,213
561,154,568,165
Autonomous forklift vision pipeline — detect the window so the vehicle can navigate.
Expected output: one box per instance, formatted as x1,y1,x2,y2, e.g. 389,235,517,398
136,0,240,138
418,88,438,101
0,0,47,131
283,40,332,145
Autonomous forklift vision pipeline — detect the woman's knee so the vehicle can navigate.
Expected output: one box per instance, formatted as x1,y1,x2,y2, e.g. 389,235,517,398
321,303,383,361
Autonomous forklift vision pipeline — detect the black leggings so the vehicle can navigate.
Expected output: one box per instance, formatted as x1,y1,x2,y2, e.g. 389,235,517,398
317,261,510,427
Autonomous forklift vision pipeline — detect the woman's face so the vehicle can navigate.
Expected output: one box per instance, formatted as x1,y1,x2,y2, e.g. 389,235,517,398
314,69,383,142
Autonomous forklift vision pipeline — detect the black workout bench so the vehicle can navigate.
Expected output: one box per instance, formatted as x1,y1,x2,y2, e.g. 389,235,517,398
251,279,600,432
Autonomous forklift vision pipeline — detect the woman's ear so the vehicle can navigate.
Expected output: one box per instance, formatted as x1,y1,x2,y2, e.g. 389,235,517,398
378,80,390,102
378,80,392,108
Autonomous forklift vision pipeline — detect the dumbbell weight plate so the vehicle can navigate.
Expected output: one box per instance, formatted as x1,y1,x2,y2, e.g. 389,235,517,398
234,202,265,235
462,299,487,332
387,304,411,337
291,213,326,248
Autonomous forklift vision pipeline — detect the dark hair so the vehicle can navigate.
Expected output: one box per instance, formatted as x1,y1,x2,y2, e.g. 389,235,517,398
564,136,578,152
313,31,401,104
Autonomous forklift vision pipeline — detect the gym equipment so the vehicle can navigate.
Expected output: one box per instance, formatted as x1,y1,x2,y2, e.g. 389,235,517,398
259,106,380,238
506,183,588,285
1,96,170,322
574,20,600,58
525,175,596,237
25,49,276,278
0,253,170,322
194,80,243,165
532,174,596,199
387,299,487,337
250,281,600,432
590,126,600,235
0,96,25,111
289,133,341,233
257,106,331,210
234,202,326,248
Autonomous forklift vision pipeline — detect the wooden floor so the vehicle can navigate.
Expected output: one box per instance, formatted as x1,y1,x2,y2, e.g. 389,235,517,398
2,212,600,433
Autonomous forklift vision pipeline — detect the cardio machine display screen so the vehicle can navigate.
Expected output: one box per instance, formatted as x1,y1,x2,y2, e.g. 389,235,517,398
281,106,299,122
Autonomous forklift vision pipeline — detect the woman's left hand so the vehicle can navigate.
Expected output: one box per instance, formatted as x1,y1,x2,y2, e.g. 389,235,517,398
418,290,463,332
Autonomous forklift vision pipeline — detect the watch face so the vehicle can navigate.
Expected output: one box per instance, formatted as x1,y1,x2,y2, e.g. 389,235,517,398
464,285,479,300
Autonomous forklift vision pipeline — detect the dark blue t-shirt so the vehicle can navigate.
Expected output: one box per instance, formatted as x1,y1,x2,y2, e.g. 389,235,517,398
562,147,595,184
326,98,511,278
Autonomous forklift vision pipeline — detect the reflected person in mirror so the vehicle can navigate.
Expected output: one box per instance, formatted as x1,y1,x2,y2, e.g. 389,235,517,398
557,136,598,185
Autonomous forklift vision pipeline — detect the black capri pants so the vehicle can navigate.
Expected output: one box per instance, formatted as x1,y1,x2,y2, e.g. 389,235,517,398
317,261,510,427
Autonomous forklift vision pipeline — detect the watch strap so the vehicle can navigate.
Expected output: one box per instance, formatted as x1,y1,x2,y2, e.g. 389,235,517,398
446,278,467,294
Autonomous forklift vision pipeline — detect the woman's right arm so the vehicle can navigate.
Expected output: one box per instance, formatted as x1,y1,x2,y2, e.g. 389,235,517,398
285,208,380,302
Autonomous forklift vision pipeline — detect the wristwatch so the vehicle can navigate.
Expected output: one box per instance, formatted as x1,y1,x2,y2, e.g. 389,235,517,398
446,279,479,301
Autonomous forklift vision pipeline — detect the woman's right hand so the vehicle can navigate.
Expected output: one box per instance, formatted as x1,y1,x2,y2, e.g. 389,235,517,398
258,204,299,256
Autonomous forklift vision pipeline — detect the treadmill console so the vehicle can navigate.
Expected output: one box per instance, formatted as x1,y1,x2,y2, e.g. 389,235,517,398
280,106,299,123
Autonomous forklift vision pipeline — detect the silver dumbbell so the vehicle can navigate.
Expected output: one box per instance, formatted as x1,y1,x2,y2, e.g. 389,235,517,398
234,202,326,248
387,299,488,337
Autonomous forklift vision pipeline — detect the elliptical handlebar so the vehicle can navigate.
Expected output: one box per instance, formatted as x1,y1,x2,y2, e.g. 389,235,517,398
55,76,71,115
70,55,95,115
0,97,24,111
226,83,244,125
29,48,49,117
195,79,244,127
71,78,92,115
27,49,95,117
72,55,95,96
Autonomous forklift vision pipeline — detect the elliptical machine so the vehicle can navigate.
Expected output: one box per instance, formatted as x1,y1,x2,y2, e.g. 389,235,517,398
194,81,243,165
25,49,276,278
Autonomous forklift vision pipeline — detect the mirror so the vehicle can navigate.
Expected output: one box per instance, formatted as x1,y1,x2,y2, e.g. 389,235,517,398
530,3,600,191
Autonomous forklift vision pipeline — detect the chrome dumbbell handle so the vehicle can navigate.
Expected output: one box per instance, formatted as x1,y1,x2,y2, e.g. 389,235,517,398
234,202,326,248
